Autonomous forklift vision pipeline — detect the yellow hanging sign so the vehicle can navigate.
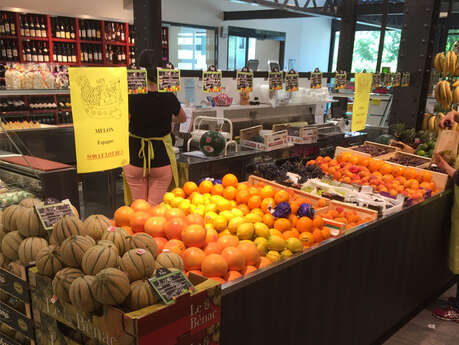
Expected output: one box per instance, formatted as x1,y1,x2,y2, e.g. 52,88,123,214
69,67,130,173
352,73,373,132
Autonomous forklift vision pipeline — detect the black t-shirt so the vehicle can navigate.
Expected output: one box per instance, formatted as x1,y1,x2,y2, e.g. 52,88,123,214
128,92,181,168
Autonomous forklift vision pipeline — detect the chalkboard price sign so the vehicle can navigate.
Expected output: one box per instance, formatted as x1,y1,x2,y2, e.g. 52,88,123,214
35,203,76,231
268,72,283,91
202,71,222,93
236,71,254,92
401,72,410,87
127,69,148,94
149,268,195,305
392,72,401,87
335,72,347,89
311,72,322,89
383,73,393,87
372,73,381,88
285,72,299,92
157,68,181,93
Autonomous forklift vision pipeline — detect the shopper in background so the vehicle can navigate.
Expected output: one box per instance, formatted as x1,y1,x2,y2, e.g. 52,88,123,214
123,49,186,205
433,110,459,321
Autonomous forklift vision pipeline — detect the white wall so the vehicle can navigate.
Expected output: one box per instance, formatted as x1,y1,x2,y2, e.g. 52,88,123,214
253,40,281,70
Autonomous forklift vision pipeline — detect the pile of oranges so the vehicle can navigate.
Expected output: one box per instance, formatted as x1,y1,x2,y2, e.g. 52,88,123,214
320,207,371,229
112,173,332,284
308,153,437,201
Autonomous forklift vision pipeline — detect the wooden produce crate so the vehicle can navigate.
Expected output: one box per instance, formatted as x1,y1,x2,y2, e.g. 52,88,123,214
247,175,329,210
29,268,221,345
272,123,318,145
0,263,37,345
346,141,399,160
240,125,289,151
384,151,431,169
36,312,94,345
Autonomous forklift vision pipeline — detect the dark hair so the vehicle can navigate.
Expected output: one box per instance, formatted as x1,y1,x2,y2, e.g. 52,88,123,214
137,49,161,83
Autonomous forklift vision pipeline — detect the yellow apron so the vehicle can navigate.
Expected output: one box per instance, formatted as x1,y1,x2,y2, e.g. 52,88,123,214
450,155,459,274
123,133,178,205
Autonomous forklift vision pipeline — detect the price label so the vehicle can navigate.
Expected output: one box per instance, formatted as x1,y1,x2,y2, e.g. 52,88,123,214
335,72,347,89
392,72,401,87
202,71,222,93
401,72,410,87
372,73,381,88
285,73,299,92
127,69,147,94
157,68,181,93
383,73,393,87
236,71,254,92
149,268,195,305
311,72,322,89
268,72,283,91
35,203,76,231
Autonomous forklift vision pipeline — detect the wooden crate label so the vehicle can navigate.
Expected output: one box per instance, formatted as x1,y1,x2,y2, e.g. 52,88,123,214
0,301,34,339
149,268,195,305
0,269,29,303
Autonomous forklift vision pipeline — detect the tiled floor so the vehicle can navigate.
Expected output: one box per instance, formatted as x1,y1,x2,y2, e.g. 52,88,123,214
384,285,459,345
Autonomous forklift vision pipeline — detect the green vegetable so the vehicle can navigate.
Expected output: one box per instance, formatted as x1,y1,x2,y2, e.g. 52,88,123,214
416,150,426,156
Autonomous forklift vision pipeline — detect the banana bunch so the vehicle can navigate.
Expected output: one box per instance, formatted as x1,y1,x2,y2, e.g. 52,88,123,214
434,51,459,77
434,80,453,109
422,113,459,132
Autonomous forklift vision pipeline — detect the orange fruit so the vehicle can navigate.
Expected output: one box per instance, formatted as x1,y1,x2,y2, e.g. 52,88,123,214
130,199,151,213
296,217,313,233
403,168,417,180
217,235,239,250
204,242,222,255
288,214,298,227
225,270,242,282
238,204,250,215
237,183,248,191
211,183,225,196
260,185,275,199
238,242,260,266
321,228,331,240
392,166,404,177
164,217,187,240
274,190,290,204
114,206,135,227
172,188,186,198
248,186,260,196
236,190,250,204
317,198,327,208
312,216,324,229
248,195,262,209
153,237,167,254
223,186,237,200
185,214,205,226
420,171,432,182
121,225,134,236
165,207,186,220
149,204,168,218
201,254,229,277
182,224,207,248
262,213,274,227
380,163,393,175
257,256,272,269
164,239,186,256
199,180,214,194
283,230,298,240
130,211,151,233
222,174,238,188
144,216,167,237
221,246,246,271
206,228,219,243
260,198,275,213
273,218,291,232
290,200,301,215
182,247,205,271
298,232,314,247
183,181,198,196
242,265,257,275
312,229,323,243
369,159,383,172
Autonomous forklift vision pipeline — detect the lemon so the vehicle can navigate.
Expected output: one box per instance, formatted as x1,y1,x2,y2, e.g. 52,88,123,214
170,196,184,208
254,237,269,255
280,249,293,260
211,195,223,204
245,213,262,224
220,210,234,222
254,222,270,239
219,229,232,237
178,199,191,213
205,223,215,231
205,211,218,224
229,200,237,209
236,223,254,240
192,204,206,216
286,238,303,253
163,192,175,204
269,229,283,237
205,203,217,213
228,217,245,234
203,193,212,201
231,208,244,218
266,250,281,263
191,194,205,206
213,215,228,232
216,199,231,212
268,235,286,251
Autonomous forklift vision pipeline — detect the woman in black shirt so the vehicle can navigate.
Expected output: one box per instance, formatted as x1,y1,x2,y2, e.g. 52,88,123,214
123,50,186,205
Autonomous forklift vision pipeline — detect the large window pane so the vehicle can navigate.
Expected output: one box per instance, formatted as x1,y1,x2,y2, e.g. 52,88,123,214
381,29,401,72
228,36,247,70
332,31,340,72
352,30,381,72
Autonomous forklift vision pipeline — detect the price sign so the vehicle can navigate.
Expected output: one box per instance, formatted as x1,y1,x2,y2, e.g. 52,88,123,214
382,73,393,87
335,72,347,89
268,72,283,91
401,72,410,87
127,69,147,94
311,72,322,89
236,71,253,92
372,73,381,88
285,73,299,92
392,72,401,87
35,203,76,231
157,68,181,92
202,71,222,93
149,268,195,305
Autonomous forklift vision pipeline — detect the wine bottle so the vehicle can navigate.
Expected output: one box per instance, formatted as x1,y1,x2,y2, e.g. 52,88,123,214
0,40,6,60
65,19,70,39
72,44,76,63
35,17,42,38
10,14,16,35
96,23,101,40
4,13,10,35
31,43,37,62
43,43,49,62
0,14,5,35
57,44,62,62
6,40,12,61
37,43,44,62
26,42,32,62
70,21,75,39
30,16,36,37
41,17,47,37
91,23,96,40
120,24,125,42
60,20,65,39
24,16,30,37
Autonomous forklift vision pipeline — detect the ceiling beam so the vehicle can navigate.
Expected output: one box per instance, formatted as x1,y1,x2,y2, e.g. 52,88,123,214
355,3,404,15
223,9,312,20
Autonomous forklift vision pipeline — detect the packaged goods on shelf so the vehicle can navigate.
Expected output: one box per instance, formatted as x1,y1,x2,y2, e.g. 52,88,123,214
240,125,289,151
3,63,69,90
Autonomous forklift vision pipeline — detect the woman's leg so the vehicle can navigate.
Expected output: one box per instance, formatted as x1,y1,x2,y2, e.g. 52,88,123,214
123,165,148,201
147,165,172,205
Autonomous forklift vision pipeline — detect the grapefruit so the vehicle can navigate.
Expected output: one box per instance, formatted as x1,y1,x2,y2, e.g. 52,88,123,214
182,224,206,248
182,247,205,271
221,247,246,271
164,217,187,240
201,254,228,277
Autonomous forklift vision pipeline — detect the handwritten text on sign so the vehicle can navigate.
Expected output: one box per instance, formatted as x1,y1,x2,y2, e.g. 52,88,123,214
157,68,181,93
236,72,254,92
285,73,299,92
352,73,373,132
35,203,76,231
127,69,147,94
202,71,222,93
149,268,195,305
268,72,283,91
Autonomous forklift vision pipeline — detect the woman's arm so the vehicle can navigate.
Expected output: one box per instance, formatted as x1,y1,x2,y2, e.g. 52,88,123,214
433,153,456,177
172,107,187,123
440,110,459,128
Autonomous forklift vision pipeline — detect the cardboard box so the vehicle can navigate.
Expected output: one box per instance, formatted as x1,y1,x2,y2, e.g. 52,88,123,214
287,126,318,145
29,268,221,345
384,151,431,169
240,125,288,151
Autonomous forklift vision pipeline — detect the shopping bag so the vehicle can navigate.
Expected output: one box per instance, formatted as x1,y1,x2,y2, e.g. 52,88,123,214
433,129,459,165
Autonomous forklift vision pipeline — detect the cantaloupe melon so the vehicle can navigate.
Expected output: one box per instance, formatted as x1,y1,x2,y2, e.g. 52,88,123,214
0,253,10,268
52,267,84,303
19,198,44,208
126,280,159,311
60,235,94,268
2,205,23,232
36,245,63,278
81,245,120,275
126,233,158,258
52,216,85,244
96,240,120,255
83,215,111,242
120,249,155,282
154,252,184,271
0,225,6,245
1,231,24,261
17,207,45,238
18,237,48,264
93,268,130,305
69,275,101,313
101,227,127,255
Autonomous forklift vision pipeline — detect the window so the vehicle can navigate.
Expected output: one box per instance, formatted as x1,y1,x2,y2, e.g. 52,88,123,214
352,30,381,72
381,29,401,72
228,36,247,70
331,31,340,72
